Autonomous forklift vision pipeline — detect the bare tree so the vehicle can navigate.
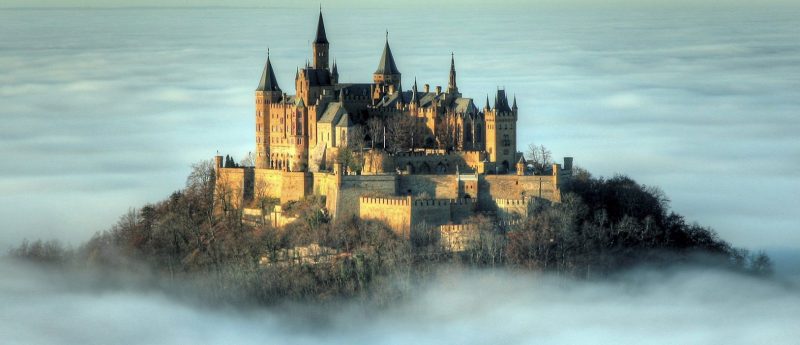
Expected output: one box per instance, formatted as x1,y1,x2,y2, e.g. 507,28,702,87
366,117,384,150
526,143,553,175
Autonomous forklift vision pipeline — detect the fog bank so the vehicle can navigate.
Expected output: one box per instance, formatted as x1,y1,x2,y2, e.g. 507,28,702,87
2,260,798,345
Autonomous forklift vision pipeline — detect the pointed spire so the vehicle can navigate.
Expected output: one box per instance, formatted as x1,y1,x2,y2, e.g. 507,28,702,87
314,8,328,44
512,94,518,110
256,51,281,92
485,95,490,110
411,77,419,104
448,52,457,93
375,31,400,75
332,59,338,76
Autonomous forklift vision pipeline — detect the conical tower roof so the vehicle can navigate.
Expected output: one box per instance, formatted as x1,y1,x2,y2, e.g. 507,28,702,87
314,11,328,44
375,33,400,75
256,52,281,92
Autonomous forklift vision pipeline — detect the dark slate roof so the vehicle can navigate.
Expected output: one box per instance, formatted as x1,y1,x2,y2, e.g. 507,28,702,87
375,91,409,108
337,83,372,97
335,112,354,127
319,102,346,124
454,98,476,114
494,90,512,113
256,56,281,92
314,12,328,44
304,68,332,87
375,41,400,75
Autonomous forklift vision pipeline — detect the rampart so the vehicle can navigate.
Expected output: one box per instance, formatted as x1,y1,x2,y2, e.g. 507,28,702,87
359,196,412,238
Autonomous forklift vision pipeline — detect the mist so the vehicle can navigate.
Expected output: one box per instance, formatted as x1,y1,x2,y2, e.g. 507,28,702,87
1,258,797,345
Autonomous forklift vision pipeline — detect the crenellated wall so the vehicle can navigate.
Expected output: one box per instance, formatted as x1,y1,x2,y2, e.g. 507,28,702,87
359,196,412,238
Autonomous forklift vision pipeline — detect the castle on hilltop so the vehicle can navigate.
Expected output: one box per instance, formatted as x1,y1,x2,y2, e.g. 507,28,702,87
215,10,573,241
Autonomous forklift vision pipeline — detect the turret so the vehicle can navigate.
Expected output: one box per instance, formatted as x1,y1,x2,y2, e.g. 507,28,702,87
516,155,526,176
373,32,402,99
331,59,339,84
312,9,330,70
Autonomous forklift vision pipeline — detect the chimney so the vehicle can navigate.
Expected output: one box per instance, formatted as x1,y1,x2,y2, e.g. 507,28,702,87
424,84,430,93
435,86,442,95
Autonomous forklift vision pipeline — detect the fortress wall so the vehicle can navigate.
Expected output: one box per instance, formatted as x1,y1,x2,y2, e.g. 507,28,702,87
253,168,283,200
479,175,558,210
449,198,477,223
215,167,250,210
359,196,412,238
410,199,452,229
332,174,399,220
280,171,312,203
392,152,475,174
495,198,530,220
398,175,458,199
312,172,335,196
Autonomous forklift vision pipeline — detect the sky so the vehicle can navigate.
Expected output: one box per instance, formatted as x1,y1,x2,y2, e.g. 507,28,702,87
0,5,798,259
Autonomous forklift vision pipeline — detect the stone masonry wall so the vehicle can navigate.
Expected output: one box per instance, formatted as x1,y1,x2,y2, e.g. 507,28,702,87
398,175,459,199
359,196,412,238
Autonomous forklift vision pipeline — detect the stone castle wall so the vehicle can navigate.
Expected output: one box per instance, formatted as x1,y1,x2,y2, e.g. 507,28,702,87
398,175,459,199
359,196,412,238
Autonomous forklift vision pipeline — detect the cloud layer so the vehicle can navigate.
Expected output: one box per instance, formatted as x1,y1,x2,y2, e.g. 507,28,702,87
1,260,798,344
0,7,798,251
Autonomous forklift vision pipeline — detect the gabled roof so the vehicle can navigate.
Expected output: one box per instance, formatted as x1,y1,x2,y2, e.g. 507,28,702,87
319,102,346,124
314,11,328,44
454,98,476,114
375,39,400,75
335,112,354,127
256,54,280,92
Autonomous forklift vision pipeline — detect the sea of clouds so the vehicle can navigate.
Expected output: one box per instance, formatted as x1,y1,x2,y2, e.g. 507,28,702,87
0,7,798,255
1,259,798,345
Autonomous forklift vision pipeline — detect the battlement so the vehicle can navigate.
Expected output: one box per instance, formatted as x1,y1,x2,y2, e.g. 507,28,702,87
359,196,411,206
494,198,530,207
411,198,476,207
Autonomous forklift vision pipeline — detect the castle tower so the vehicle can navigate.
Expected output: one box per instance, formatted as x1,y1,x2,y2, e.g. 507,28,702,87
373,32,401,100
484,89,518,172
312,10,330,70
255,51,281,169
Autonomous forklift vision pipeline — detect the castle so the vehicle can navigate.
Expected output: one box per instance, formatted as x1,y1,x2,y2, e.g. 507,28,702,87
214,10,573,240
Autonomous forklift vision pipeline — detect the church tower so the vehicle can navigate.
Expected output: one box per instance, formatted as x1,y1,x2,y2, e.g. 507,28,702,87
255,51,281,169
312,10,330,70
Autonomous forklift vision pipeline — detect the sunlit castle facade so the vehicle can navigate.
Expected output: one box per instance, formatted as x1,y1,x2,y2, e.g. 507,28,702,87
254,10,520,174
214,10,573,236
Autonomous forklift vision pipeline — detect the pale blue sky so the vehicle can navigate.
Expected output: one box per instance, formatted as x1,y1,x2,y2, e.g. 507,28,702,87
1,0,797,8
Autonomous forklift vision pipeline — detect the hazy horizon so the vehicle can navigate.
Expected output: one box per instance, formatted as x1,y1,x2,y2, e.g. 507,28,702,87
0,6,798,265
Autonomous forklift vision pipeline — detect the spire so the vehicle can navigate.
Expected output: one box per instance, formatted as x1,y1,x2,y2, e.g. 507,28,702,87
411,77,419,104
314,9,328,44
375,32,400,75
448,52,457,93
485,95,490,110
256,51,281,92
512,95,518,110
332,59,338,76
